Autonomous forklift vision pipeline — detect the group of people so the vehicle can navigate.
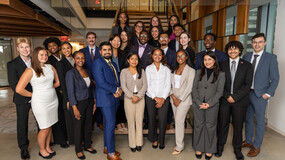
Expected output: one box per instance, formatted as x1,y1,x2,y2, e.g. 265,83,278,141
7,12,279,160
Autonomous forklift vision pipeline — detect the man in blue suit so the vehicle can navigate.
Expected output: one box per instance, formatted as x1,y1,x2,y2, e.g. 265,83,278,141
159,32,176,69
195,33,228,70
242,33,279,157
92,42,122,160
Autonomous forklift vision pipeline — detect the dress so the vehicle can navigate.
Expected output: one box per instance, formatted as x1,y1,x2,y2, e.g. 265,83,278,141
30,64,58,129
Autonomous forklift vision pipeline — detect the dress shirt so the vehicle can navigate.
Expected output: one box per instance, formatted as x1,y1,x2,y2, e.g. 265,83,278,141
112,55,120,72
138,43,147,58
20,56,31,67
229,57,240,72
174,74,181,88
175,40,179,52
162,47,168,55
104,58,119,92
89,46,96,57
52,54,62,61
206,48,216,52
145,63,171,99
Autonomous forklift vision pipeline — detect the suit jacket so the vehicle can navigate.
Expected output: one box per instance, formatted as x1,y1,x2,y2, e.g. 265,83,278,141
130,44,154,69
92,57,120,107
56,57,74,109
220,59,253,106
192,69,225,108
7,56,32,104
170,65,195,106
183,47,195,67
165,47,176,69
48,55,61,92
79,46,101,73
243,52,279,97
168,39,178,52
195,49,228,70
112,25,133,35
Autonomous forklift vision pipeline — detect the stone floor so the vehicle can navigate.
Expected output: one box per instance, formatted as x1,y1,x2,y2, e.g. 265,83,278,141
1,87,285,160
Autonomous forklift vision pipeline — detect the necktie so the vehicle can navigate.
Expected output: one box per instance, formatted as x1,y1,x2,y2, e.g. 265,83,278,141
139,44,146,49
91,49,94,61
230,61,236,94
251,54,259,71
107,61,118,86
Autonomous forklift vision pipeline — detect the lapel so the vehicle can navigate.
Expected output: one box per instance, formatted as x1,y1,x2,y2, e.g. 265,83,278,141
16,56,28,69
62,57,73,70
202,69,214,85
142,44,152,56
223,60,231,83
179,65,189,86
255,51,266,73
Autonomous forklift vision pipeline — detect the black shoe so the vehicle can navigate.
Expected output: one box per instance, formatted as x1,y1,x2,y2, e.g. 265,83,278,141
234,151,244,160
76,153,86,160
84,148,97,154
143,124,148,129
39,152,52,159
136,146,142,152
159,145,165,150
60,142,69,148
50,142,55,146
21,149,30,159
215,145,223,157
205,154,213,160
195,153,202,159
130,148,136,152
152,144,158,149
49,151,56,157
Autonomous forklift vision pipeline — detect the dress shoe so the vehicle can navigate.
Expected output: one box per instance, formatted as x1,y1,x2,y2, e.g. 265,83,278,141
166,124,170,130
130,148,136,152
214,145,223,157
60,142,69,148
76,152,86,159
84,148,97,154
107,153,121,160
234,151,244,160
205,154,213,160
49,151,56,157
247,147,260,157
136,146,142,152
241,141,253,148
98,124,104,130
104,147,120,156
195,153,202,159
159,145,165,150
21,149,30,159
39,152,52,159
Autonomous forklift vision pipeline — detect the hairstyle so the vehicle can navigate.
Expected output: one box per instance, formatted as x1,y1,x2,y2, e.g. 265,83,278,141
159,31,169,38
204,33,217,41
61,41,73,49
99,41,112,50
31,47,46,77
86,32,97,39
166,15,180,36
173,23,185,31
150,26,162,39
199,51,220,83
133,21,145,34
43,37,61,50
252,33,266,41
225,41,244,56
120,30,132,50
149,16,163,31
172,50,193,73
109,34,122,48
116,12,130,26
148,48,169,68
126,52,142,79
72,51,86,85
179,31,195,51
16,37,31,46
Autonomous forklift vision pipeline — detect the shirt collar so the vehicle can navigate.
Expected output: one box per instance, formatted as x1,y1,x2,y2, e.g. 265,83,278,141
230,57,240,64
206,48,215,52
253,49,264,56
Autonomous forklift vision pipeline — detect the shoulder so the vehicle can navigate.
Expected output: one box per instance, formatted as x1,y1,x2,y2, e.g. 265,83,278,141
219,71,225,77
185,65,195,73
196,51,204,57
121,68,128,74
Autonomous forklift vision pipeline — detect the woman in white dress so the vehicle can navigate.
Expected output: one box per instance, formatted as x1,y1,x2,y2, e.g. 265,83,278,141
16,47,60,159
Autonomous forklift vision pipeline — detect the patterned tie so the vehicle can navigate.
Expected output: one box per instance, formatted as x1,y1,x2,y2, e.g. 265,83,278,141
107,61,118,86
91,49,94,61
251,54,259,71
230,61,236,94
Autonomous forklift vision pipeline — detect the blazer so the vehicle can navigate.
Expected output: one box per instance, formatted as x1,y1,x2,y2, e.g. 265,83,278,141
165,47,176,69
130,44,154,69
120,68,148,99
48,55,61,92
66,68,94,106
195,49,228,70
131,35,139,46
112,25,133,35
220,59,253,106
192,69,225,108
243,52,279,97
170,65,195,106
56,57,74,109
183,47,195,67
168,39,178,52
92,57,120,107
7,56,32,105
79,46,101,72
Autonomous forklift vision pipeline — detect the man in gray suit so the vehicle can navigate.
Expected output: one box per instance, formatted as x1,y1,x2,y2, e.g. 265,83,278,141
242,33,279,157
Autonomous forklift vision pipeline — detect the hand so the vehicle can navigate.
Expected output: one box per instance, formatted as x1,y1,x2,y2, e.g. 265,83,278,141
199,103,209,109
262,94,269,100
154,97,165,108
66,102,70,110
171,94,180,107
227,96,235,103
118,88,123,96
113,93,120,98
72,105,81,120
131,96,140,103
93,104,96,115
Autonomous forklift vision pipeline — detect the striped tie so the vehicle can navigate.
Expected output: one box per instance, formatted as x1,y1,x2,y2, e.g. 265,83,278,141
107,61,118,86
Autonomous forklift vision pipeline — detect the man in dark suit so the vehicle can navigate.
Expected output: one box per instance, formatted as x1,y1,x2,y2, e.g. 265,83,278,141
43,37,69,148
92,42,123,160
130,30,154,70
242,33,279,157
7,38,32,159
195,33,228,70
216,41,253,160
168,23,185,52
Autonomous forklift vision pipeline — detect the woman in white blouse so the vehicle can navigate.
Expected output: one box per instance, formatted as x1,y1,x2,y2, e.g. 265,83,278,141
145,48,171,150
170,50,195,155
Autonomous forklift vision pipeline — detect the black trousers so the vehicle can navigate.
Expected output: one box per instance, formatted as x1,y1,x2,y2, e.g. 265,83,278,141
64,109,74,145
70,99,94,153
146,95,169,146
16,103,31,151
116,99,127,124
217,102,248,152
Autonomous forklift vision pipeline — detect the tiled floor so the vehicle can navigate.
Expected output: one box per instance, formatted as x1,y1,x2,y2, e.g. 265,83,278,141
1,87,285,160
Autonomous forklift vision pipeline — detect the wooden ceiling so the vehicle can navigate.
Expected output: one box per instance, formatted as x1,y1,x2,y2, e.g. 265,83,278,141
0,0,71,37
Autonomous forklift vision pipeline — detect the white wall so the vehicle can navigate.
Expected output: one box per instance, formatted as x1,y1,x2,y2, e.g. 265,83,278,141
267,0,285,136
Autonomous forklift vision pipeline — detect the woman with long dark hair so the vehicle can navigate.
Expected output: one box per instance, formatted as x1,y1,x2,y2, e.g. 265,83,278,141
66,51,97,159
112,12,132,35
16,47,60,159
179,32,196,66
145,48,171,150
166,15,180,40
120,30,132,54
149,26,162,48
120,52,147,152
149,16,163,31
131,21,145,46
192,51,225,160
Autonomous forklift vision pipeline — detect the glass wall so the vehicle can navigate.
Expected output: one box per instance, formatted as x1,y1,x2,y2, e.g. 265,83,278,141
0,39,12,87
226,4,237,36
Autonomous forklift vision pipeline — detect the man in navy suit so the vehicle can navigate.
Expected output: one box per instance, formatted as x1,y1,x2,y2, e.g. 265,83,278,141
242,33,279,157
195,33,228,70
92,42,122,160
168,23,185,52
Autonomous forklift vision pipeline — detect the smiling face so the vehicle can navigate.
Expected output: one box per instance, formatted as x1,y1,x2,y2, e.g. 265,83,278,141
176,51,188,65
227,47,240,60
38,49,48,64
204,55,215,69
47,42,59,54
204,35,216,50
110,36,121,49
17,42,31,58
159,33,170,46
135,22,143,34
174,26,183,37
86,34,96,46
118,13,127,25
120,31,128,43
139,31,149,45
73,52,85,67
61,43,72,57
127,54,139,68
152,49,163,63
151,17,159,27
180,33,190,47
170,16,178,27
252,37,267,53
100,45,112,59
151,27,159,40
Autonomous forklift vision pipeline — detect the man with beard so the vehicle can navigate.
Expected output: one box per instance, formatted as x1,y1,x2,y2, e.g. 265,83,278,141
92,42,123,160
43,37,69,148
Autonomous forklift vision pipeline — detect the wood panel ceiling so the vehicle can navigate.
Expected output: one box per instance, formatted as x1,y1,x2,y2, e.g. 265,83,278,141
0,0,71,37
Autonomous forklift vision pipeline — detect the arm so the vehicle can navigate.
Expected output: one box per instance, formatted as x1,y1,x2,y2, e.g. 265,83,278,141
51,65,60,88
15,68,33,97
207,72,226,107
56,62,69,103
120,70,133,98
145,66,155,99
137,70,148,99
266,55,280,96
7,62,18,92
65,71,78,106
191,70,203,107
178,68,195,102
162,67,171,99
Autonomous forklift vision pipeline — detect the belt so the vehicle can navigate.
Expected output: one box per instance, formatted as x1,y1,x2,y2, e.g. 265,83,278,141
250,89,254,91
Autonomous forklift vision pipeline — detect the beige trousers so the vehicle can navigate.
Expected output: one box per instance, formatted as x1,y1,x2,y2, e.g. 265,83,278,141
124,97,145,148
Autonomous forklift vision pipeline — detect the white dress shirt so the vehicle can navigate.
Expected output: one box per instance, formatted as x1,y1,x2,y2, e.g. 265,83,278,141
89,46,96,57
175,40,179,52
250,50,264,89
163,47,169,55
20,56,31,67
229,57,240,72
145,63,171,99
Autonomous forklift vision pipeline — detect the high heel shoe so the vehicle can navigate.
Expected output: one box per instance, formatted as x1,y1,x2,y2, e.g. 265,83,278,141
205,154,213,160
195,153,202,159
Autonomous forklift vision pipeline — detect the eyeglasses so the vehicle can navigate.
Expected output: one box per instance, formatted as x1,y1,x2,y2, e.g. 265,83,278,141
140,34,148,38
151,30,159,32
136,25,143,28
252,41,265,45
177,55,186,58
159,37,168,40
